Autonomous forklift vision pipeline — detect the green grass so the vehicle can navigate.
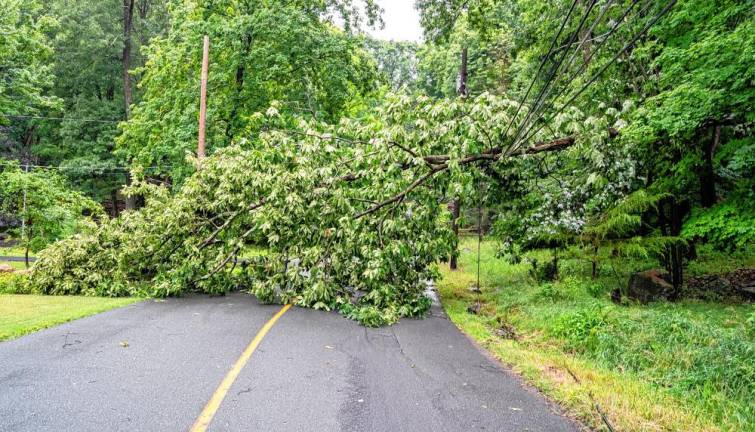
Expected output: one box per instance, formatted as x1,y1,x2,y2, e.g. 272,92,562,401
0,260,27,270
0,245,34,271
0,245,27,257
0,295,140,341
438,237,754,432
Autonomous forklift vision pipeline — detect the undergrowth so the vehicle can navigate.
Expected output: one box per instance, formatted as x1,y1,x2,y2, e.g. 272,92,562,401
438,237,754,431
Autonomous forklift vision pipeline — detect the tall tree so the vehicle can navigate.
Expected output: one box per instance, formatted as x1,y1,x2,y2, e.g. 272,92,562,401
26,0,169,213
117,0,382,184
0,0,60,162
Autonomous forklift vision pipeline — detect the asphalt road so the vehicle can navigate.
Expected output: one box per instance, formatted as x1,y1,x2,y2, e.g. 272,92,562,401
0,293,581,432
0,256,35,263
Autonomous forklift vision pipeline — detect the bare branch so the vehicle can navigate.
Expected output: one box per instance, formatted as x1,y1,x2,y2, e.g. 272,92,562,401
355,167,444,219
198,198,266,250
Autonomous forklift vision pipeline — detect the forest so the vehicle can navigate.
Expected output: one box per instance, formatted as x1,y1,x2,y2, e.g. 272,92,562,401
0,0,753,430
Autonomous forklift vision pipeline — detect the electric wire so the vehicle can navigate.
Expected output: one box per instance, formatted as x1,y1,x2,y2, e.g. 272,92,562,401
506,0,600,154
512,0,646,150
515,0,678,151
498,0,581,144
510,0,619,150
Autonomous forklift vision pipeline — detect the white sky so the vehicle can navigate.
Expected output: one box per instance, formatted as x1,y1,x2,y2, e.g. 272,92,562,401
367,0,423,42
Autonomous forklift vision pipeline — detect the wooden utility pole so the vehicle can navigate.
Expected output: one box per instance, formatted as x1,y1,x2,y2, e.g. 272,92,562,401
450,47,469,271
198,35,210,161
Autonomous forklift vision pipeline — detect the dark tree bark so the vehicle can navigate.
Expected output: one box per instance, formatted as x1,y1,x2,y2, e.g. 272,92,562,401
225,33,252,143
450,199,461,270
123,0,137,210
661,196,690,300
122,0,135,120
111,189,120,218
699,125,720,208
669,198,683,299
458,46,468,97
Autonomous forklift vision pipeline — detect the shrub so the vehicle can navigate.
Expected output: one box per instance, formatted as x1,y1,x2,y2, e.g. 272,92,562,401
529,257,558,282
585,280,607,298
0,273,32,294
683,203,755,252
534,283,563,301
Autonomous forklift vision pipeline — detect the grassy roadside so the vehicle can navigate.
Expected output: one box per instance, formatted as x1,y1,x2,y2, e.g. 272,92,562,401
0,294,140,341
438,237,754,432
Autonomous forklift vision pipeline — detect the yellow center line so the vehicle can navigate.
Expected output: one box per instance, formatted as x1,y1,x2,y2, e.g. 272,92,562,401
190,304,292,432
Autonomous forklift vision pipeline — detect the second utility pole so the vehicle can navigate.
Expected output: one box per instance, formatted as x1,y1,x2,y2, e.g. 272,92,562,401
198,35,210,161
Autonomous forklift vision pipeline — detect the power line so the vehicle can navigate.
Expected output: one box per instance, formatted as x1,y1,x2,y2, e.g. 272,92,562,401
515,0,678,152
499,0,581,144
514,0,645,149
2,114,121,124
0,160,172,173
512,0,618,147
507,0,600,153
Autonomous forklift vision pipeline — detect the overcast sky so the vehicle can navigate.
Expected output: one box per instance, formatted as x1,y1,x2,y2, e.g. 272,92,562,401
367,0,423,42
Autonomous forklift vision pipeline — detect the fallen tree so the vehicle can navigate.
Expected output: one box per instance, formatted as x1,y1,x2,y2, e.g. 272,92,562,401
24,94,604,325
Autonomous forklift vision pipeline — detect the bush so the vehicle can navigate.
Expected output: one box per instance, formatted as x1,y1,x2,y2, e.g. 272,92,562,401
0,273,32,294
585,280,607,298
529,256,558,282
534,283,563,301
683,203,755,252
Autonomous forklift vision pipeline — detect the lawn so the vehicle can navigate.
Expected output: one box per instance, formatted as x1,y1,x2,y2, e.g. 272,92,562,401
438,237,754,432
0,294,140,341
0,245,33,270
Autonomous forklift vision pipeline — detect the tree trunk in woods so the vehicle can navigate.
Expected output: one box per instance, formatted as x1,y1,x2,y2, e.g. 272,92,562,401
659,196,689,300
24,222,32,269
669,198,683,299
700,125,720,208
225,34,251,143
111,189,120,217
458,47,468,97
122,0,138,210
579,0,592,63
591,245,598,279
450,47,469,271
122,0,134,118
450,199,461,270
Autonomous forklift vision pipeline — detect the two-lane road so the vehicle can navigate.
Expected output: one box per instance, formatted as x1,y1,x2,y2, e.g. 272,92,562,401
0,293,580,431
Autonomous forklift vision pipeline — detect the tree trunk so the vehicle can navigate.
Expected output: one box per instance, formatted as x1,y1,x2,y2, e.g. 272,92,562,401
458,46,468,97
24,222,32,269
699,125,720,208
449,199,461,270
111,188,120,217
668,197,686,299
122,0,138,210
591,245,598,279
122,0,134,120
225,34,251,143
579,0,592,64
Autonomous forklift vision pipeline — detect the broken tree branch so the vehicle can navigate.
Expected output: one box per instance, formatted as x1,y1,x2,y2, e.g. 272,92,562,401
198,198,266,250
